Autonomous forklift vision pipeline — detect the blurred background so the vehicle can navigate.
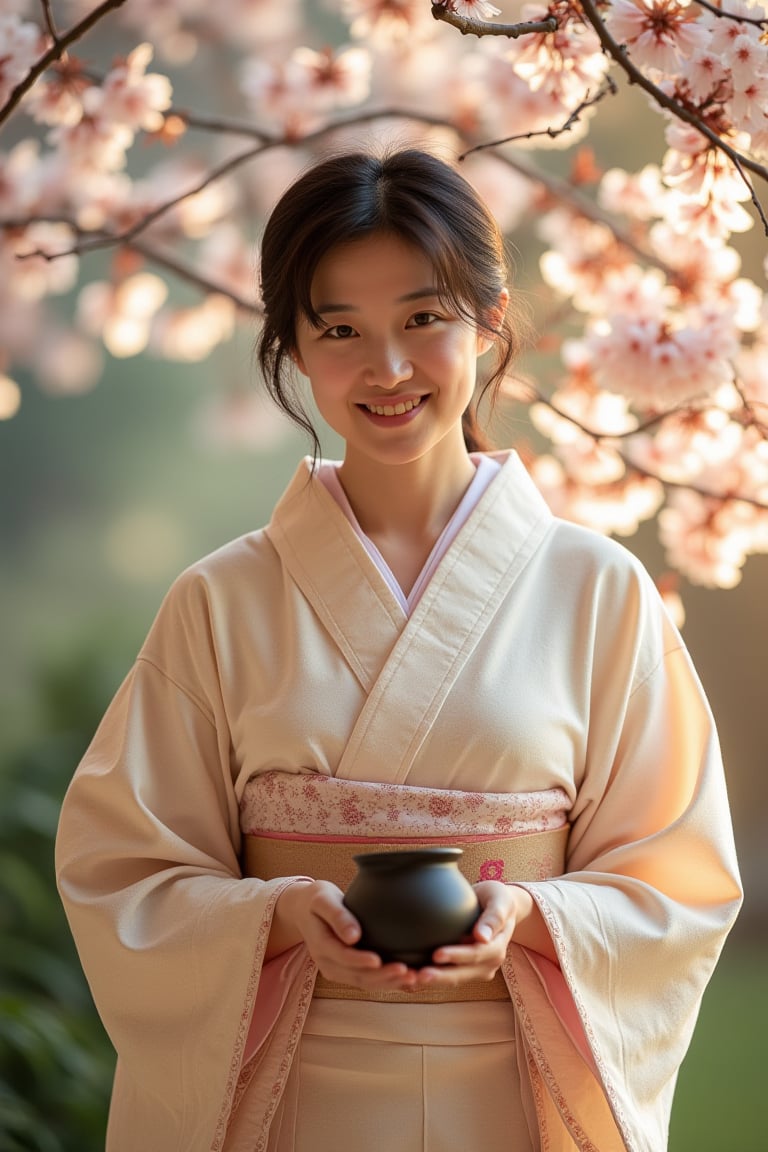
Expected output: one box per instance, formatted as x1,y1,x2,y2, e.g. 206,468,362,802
1,2,766,1150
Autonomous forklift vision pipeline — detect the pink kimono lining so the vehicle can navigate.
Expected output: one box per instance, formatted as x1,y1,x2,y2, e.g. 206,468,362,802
239,773,596,1077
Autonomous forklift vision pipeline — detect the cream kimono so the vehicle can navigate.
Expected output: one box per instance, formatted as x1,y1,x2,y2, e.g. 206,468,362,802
56,451,742,1152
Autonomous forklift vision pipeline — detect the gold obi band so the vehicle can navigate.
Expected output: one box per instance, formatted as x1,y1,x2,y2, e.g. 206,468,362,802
243,826,568,1005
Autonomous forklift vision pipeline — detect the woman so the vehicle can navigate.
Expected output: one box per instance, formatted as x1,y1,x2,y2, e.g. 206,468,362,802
56,148,742,1152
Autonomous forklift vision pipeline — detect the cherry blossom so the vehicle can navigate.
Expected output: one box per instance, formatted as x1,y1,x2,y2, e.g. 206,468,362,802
471,38,574,143
149,294,236,361
529,453,664,536
658,486,767,588
333,0,436,45
33,328,104,397
445,1,502,19
512,2,609,109
0,12,46,108
699,0,768,57
97,43,173,134
598,164,666,221
24,56,91,127
0,372,22,420
683,49,728,105
0,0,766,593
584,311,737,407
77,272,169,358
538,209,640,313
3,222,79,299
197,224,259,304
627,408,745,485
239,53,317,133
289,45,372,110
605,0,709,75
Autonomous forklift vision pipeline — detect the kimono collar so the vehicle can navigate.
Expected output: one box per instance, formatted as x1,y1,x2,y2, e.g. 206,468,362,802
265,450,554,701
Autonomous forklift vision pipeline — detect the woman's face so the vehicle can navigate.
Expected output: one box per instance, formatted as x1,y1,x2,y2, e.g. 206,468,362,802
293,232,497,474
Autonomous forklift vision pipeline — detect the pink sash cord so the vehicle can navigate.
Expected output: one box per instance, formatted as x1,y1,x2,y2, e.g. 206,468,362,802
238,772,595,1076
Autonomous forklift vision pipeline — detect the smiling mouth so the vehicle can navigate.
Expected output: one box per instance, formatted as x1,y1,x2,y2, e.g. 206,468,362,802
361,396,424,417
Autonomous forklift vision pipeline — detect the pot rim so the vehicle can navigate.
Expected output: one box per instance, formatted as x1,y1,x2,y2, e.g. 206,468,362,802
352,847,464,868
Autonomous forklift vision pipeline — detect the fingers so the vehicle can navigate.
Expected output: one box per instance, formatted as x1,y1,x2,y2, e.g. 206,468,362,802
471,879,520,942
414,883,519,987
296,882,421,989
294,882,516,991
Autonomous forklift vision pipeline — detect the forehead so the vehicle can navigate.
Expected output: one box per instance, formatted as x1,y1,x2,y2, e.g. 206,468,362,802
310,233,436,305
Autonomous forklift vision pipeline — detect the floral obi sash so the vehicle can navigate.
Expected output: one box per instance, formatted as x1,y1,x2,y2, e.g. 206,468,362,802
240,772,570,1003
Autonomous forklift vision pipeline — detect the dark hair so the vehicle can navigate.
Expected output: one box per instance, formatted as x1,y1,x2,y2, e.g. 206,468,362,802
257,147,524,458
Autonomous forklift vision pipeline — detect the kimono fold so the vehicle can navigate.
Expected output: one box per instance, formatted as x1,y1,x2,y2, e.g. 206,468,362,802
55,451,742,1152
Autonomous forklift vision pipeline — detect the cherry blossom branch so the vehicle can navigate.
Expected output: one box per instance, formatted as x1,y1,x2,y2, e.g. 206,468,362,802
0,0,128,128
576,0,768,233
62,142,270,256
39,0,58,41
622,459,767,509
692,0,768,29
20,109,482,260
15,104,669,279
459,77,618,156
170,109,273,139
167,99,661,271
0,211,262,313
733,378,768,439
489,150,674,276
125,239,259,315
525,382,695,439
527,387,768,508
620,458,767,509
431,3,558,38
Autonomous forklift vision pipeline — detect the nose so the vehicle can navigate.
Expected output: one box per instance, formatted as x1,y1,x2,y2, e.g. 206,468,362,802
362,337,413,389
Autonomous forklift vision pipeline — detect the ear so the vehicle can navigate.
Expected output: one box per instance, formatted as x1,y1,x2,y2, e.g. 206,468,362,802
476,288,509,356
290,347,308,376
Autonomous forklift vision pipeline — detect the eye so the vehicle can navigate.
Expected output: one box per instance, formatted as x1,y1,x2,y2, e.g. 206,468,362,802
323,324,357,339
408,311,440,328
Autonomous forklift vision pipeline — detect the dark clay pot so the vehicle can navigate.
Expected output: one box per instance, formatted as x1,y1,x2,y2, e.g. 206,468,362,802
343,847,480,968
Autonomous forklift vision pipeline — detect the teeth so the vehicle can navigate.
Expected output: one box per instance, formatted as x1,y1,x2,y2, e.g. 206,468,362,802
364,397,423,417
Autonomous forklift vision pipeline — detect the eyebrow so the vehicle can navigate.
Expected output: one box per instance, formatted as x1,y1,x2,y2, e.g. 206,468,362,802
315,288,440,316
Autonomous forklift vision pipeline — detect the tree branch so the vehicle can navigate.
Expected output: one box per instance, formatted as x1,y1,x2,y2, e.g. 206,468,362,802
692,0,768,29
733,377,768,440
39,0,58,42
489,149,675,276
577,0,768,233
0,213,260,315
0,0,128,128
619,457,768,509
8,104,673,278
526,386,768,508
459,77,617,156
171,109,274,138
431,3,558,38
125,238,260,316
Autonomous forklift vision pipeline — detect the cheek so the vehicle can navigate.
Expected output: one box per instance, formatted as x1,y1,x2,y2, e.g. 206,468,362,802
430,332,479,373
306,362,351,414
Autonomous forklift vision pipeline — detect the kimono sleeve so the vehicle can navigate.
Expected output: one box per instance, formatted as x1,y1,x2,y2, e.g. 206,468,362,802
504,555,743,1152
55,569,315,1152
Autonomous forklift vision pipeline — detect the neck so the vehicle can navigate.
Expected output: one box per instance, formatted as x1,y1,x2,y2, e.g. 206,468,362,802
337,437,476,545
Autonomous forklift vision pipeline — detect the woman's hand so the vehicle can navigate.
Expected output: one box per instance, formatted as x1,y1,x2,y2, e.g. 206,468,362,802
269,879,424,991
408,880,558,989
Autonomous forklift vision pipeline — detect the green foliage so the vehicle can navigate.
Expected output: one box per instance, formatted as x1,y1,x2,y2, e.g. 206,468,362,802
670,938,766,1152
0,652,116,1151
